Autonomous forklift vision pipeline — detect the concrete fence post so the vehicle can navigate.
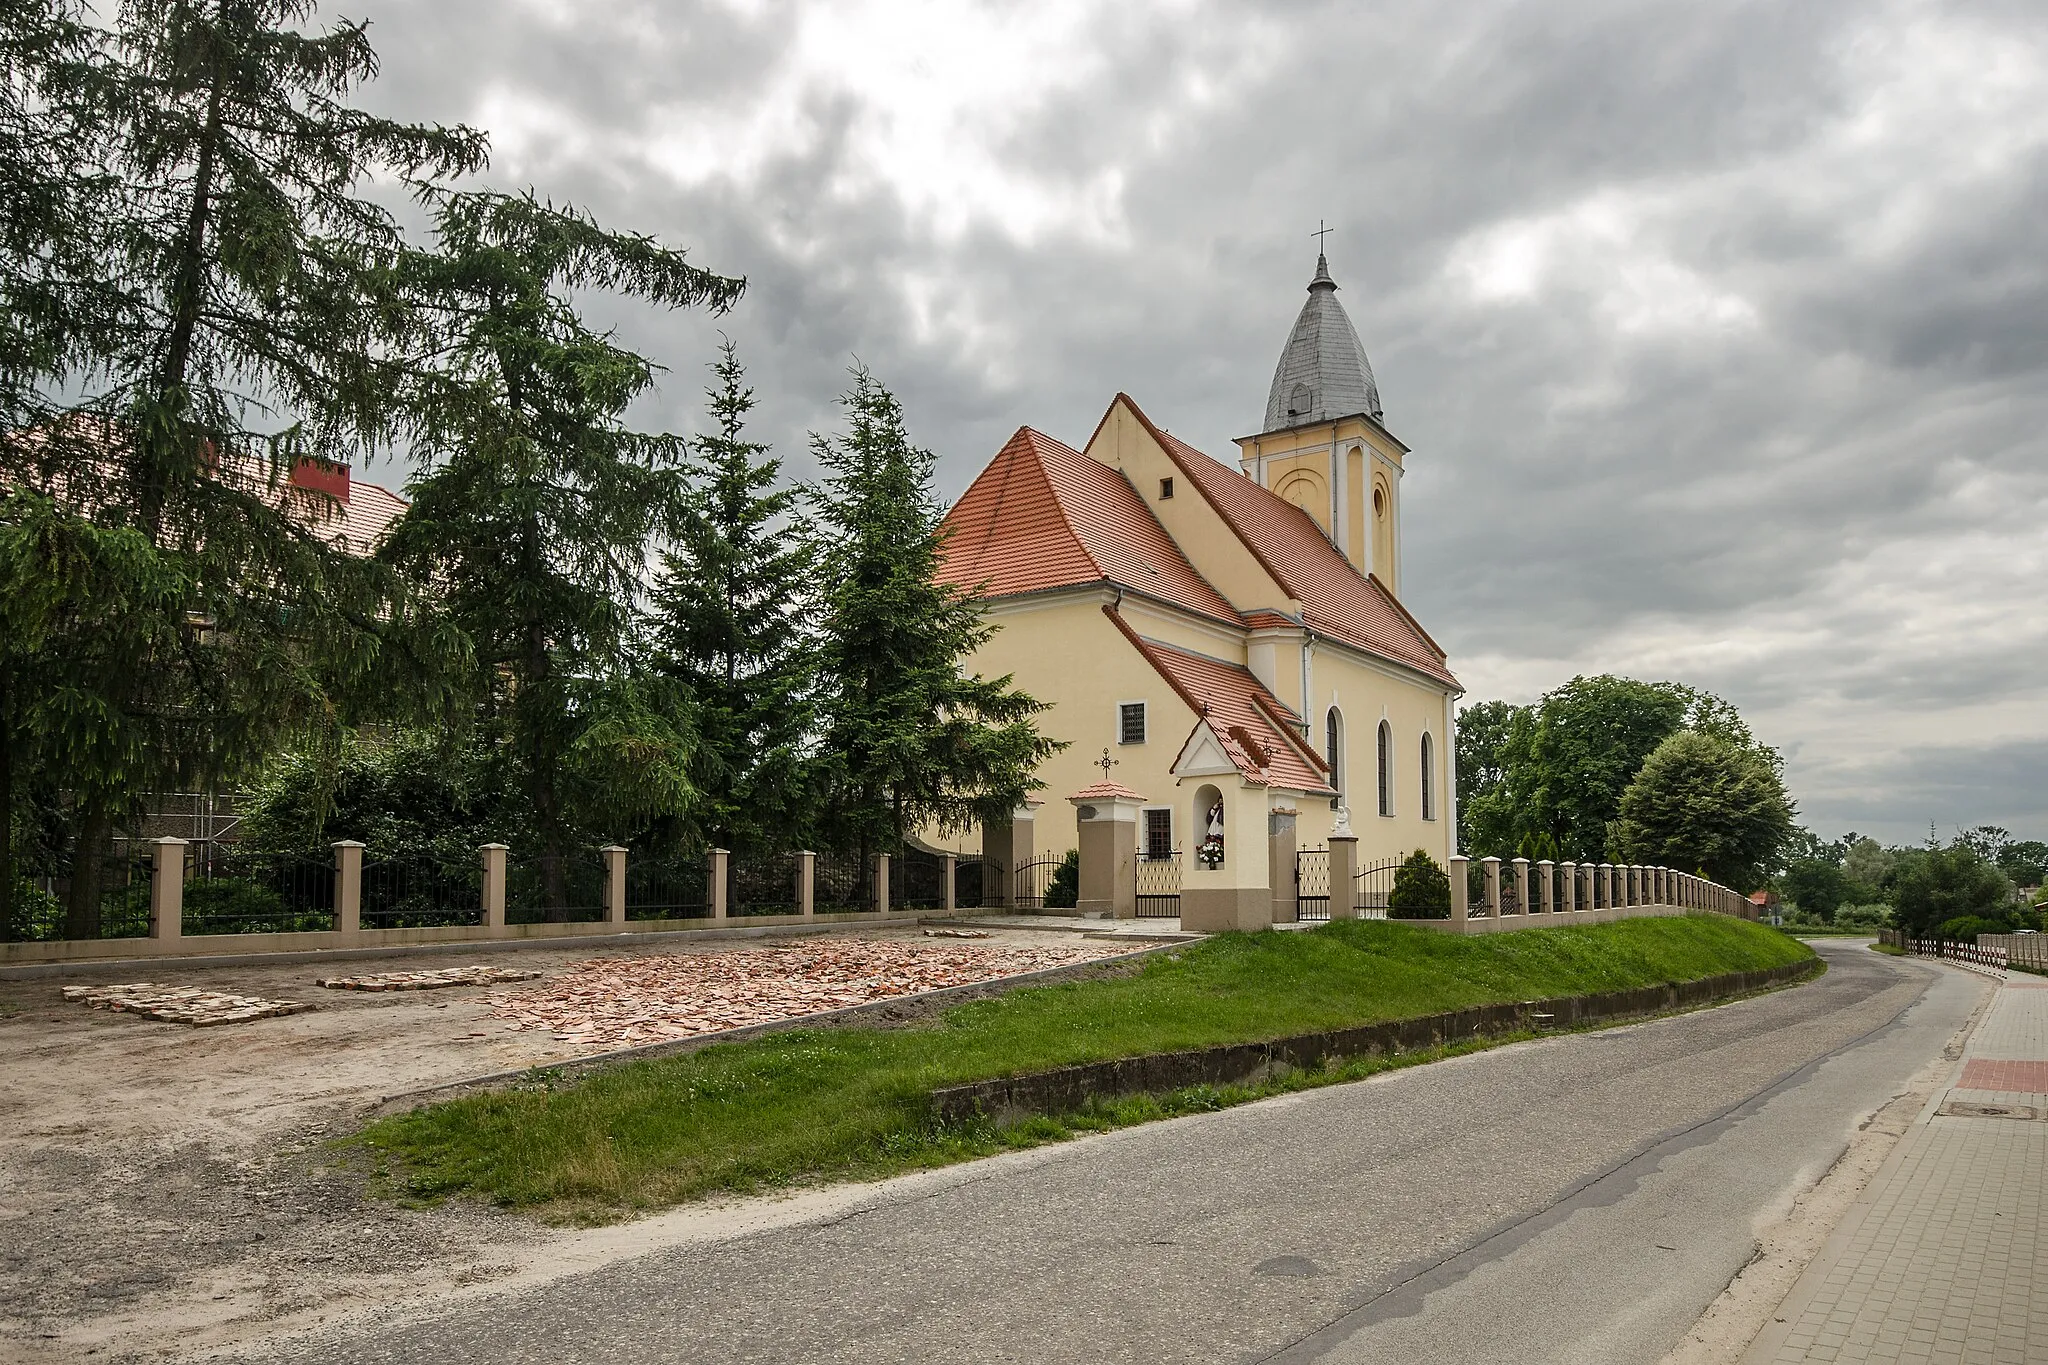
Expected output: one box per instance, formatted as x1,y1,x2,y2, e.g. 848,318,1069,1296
1560,861,1578,914
1599,863,1614,912
1482,856,1502,917
1449,854,1469,925
332,840,363,939
797,851,816,920
1328,833,1359,919
602,845,627,926
479,843,508,931
710,848,730,921
874,853,891,915
1511,857,1531,915
942,853,957,915
150,837,187,941
1538,860,1556,915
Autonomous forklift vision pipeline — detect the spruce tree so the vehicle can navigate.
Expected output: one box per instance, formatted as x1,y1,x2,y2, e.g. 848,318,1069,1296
812,367,1059,861
13,1,486,934
651,340,819,853
384,190,744,916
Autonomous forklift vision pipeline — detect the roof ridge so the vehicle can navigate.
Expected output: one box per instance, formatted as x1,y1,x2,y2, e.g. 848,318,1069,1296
1013,427,1109,585
1366,570,1449,664
952,426,1102,590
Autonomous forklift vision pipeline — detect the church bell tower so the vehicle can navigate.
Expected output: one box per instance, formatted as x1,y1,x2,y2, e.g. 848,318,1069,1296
1233,251,1409,597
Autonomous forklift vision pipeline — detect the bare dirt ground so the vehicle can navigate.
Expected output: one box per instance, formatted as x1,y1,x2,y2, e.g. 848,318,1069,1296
0,924,1140,1363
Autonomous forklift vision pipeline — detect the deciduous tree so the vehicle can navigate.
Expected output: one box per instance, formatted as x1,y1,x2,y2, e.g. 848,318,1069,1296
1610,729,1795,892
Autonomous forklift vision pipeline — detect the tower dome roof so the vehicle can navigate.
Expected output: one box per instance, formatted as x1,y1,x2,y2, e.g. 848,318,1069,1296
1261,253,1382,432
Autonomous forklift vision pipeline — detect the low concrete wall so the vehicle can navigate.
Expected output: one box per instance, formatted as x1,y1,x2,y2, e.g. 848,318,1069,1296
929,958,1821,1125
0,909,934,974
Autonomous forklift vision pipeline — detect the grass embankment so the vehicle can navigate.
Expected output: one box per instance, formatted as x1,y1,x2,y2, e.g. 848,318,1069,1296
355,916,1813,1220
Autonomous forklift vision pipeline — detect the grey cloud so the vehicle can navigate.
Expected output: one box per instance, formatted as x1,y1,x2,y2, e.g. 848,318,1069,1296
344,0,2048,839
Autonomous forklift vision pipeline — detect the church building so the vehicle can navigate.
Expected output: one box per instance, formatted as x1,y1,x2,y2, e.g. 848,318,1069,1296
932,254,1462,929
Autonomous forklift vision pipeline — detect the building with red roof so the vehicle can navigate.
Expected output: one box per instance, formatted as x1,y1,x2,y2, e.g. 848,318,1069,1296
932,253,1463,928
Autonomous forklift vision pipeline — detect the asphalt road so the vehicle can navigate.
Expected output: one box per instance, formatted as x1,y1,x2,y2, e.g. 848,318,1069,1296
234,940,1984,1365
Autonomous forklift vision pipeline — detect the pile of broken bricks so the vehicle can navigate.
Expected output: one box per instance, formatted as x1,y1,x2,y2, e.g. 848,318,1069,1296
61,983,313,1026
316,966,540,991
486,936,1130,1050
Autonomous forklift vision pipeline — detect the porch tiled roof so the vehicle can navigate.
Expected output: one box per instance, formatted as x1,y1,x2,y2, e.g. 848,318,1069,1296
1068,779,1149,803
936,427,1241,626
1106,611,1334,796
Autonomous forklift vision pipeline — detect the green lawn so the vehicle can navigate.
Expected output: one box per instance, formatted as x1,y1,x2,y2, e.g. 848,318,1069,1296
354,915,1814,1221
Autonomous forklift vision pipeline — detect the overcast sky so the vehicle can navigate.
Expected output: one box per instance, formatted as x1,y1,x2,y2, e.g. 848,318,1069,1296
353,0,2047,846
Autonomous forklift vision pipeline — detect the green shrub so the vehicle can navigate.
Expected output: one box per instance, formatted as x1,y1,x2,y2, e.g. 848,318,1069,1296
1935,914,2009,943
1387,849,1451,918
1043,850,1080,909
4,878,64,941
1834,903,1892,931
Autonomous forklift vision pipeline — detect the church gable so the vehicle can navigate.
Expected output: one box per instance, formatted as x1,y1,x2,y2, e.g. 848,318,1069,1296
1081,394,1290,613
936,425,1240,626
1090,393,1458,691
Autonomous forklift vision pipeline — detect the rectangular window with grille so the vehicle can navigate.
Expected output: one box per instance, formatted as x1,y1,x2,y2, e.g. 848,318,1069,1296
1144,808,1173,860
1118,701,1147,745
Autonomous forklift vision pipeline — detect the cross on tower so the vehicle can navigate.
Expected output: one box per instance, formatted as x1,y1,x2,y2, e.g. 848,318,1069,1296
1312,220,1333,253
1095,747,1119,780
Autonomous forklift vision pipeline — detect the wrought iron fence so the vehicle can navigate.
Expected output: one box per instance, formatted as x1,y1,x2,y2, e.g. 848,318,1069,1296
1013,854,1063,911
892,847,947,911
955,857,991,910
1135,852,1181,918
182,848,336,935
10,846,155,941
729,852,798,917
813,851,874,913
360,857,482,930
1296,847,1330,921
1357,858,1401,918
507,850,608,925
626,852,709,920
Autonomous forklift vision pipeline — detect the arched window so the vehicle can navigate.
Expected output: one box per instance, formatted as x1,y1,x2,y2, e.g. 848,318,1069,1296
1376,720,1393,817
1324,707,1343,797
1420,732,1435,821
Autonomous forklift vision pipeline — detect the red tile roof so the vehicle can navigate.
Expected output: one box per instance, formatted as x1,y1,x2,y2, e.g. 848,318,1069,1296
1115,396,1459,689
1068,779,1149,803
937,427,1240,626
11,418,407,556
1105,607,1335,795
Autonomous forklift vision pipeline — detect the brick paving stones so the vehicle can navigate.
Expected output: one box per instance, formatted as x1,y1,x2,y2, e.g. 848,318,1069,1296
61,983,313,1026
315,967,542,992
484,937,1130,1050
1751,972,2048,1363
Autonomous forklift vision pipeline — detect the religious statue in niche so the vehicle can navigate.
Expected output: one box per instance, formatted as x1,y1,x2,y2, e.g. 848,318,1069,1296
1196,800,1226,869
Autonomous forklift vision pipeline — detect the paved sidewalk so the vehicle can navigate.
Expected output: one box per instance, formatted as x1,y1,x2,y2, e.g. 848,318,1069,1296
1746,971,2048,1364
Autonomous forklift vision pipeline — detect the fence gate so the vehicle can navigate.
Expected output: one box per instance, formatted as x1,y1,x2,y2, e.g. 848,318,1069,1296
1135,852,1181,918
1295,847,1330,921
1355,859,1402,918
1013,855,1063,910
954,857,988,910
891,847,947,911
